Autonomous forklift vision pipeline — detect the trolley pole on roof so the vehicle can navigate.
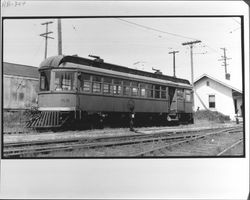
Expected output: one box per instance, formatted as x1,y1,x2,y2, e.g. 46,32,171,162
168,50,179,77
40,21,54,59
57,19,62,55
182,40,201,111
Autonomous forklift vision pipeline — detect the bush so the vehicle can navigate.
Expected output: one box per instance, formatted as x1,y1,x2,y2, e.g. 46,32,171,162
194,110,230,123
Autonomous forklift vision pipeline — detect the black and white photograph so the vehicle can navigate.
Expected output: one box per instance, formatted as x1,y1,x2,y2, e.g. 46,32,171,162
2,16,244,158
1,1,249,199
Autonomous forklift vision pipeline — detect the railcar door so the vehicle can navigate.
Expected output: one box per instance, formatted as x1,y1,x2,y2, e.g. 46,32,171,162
176,89,185,112
168,87,177,113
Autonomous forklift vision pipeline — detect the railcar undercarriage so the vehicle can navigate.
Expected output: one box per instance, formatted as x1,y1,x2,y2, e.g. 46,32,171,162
26,110,193,130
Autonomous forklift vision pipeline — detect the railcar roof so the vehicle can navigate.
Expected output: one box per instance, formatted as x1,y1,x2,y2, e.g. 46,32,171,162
40,55,190,85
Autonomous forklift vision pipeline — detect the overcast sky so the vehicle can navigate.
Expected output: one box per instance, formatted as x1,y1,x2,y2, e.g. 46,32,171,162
3,16,242,90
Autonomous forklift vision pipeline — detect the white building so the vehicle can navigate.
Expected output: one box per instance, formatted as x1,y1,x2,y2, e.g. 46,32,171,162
194,74,243,120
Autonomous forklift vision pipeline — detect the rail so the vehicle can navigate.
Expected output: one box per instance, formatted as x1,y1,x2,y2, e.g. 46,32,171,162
3,126,243,158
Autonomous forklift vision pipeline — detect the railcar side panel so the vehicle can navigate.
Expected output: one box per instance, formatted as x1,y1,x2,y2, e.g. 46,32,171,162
184,102,193,113
38,93,77,110
78,94,169,113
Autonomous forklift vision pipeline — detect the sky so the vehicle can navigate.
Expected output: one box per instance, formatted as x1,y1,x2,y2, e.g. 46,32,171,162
3,17,242,90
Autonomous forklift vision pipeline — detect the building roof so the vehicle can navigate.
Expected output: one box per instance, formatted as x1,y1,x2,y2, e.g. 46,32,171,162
194,73,242,94
3,62,39,79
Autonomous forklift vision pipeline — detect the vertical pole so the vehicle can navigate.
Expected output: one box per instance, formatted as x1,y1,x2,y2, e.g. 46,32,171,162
40,21,54,59
190,44,194,87
58,18,62,55
168,50,179,77
45,23,48,59
223,48,227,74
182,40,201,111
218,48,231,80
173,53,176,77
190,45,195,111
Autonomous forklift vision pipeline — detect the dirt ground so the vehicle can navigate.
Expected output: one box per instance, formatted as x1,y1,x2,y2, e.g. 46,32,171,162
3,119,241,144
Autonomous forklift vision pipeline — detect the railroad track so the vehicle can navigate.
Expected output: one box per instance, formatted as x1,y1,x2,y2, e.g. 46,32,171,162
217,138,243,156
131,126,243,157
3,126,243,158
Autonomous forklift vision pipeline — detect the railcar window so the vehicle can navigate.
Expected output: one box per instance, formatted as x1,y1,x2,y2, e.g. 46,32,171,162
123,80,130,96
161,86,167,99
40,70,50,91
54,71,74,91
131,82,139,96
92,76,102,93
155,85,160,98
113,79,122,95
177,89,184,98
103,77,112,94
146,84,153,98
80,74,91,92
140,83,146,97
185,90,191,102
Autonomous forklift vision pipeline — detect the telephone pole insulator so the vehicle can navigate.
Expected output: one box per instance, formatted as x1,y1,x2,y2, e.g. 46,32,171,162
169,50,179,77
40,21,54,59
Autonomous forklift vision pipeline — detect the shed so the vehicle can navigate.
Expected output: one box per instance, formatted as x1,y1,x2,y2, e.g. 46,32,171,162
194,74,243,120
3,62,39,110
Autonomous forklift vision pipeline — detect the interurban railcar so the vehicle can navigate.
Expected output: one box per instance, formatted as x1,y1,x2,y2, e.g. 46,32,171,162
26,55,194,129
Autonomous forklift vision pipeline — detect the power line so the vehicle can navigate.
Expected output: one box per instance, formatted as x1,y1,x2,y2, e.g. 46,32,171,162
231,17,241,25
116,18,222,57
116,18,198,41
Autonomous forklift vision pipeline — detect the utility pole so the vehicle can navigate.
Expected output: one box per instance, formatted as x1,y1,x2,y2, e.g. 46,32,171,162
40,21,54,59
168,50,179,77
182,40,201,87
218,48,231,80
57,19,62,55
182,40,201,111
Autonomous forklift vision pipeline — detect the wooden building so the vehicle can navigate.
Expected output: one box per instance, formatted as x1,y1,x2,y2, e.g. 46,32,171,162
3,62,39,111
194,74,243,120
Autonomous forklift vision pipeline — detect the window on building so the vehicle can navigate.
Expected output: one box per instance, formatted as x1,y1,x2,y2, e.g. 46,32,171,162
161,86,167,99
154,85,160,98
54,71,75,91
146,84,153,98
92,75,102,93
40,70,50,91
123,80,130,96
113,79,122,95
206,81,210,86
103,77,112,94
209,95,215,108
131,82,138,96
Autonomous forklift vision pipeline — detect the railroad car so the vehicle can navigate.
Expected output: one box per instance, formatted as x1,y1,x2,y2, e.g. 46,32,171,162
26,55,194,129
